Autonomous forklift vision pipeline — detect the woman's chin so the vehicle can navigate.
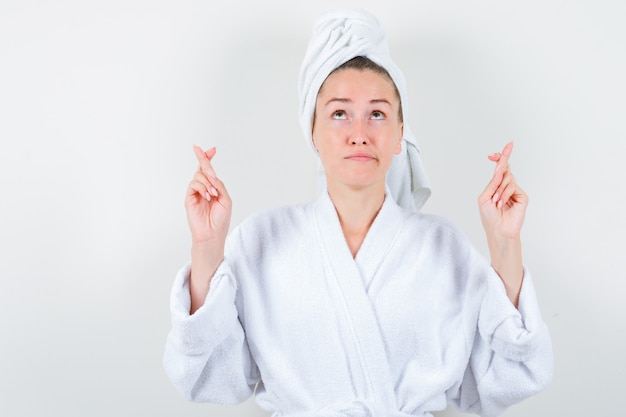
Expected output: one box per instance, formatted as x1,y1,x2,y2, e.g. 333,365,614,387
333,177,385,192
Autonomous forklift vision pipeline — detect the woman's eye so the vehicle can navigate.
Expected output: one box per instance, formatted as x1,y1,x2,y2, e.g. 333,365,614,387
371,111,385,120
331,110,347,120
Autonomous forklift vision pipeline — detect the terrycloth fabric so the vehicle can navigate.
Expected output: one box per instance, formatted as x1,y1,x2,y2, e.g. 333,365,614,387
298,9,431,211
163,190,553,417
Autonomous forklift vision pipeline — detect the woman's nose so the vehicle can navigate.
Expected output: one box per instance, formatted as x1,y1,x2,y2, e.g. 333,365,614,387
349,119,369,145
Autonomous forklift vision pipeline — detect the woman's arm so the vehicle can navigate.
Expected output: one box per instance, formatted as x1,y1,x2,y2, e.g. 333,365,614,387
165,149,259,401
185,145,232,314
164,264,259,403
446,254,553,416
478,141,527,307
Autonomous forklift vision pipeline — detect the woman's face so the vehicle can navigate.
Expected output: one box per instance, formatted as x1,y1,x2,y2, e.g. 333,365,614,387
312,68,403,192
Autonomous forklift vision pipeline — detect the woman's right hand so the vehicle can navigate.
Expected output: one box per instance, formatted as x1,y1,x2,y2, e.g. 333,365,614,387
185,145,232,245
185,145,232,314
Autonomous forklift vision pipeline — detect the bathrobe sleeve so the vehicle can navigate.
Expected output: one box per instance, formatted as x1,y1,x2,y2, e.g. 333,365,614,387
446,266,554,417
163,262,260,403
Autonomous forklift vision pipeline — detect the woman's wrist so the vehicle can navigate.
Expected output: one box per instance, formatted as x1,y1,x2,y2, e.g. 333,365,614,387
487,236,524,307
189,241,225,314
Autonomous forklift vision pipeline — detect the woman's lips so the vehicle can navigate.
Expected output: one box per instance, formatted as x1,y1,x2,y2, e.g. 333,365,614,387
345,153,376,162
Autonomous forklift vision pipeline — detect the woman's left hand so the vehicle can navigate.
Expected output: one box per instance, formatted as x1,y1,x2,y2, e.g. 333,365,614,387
478,141,527,307
478,141,528,242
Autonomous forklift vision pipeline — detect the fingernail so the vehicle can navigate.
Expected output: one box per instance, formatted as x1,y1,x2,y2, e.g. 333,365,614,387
492,193,499,203
205,192,212,201
210,187,218,197
497,200,503,209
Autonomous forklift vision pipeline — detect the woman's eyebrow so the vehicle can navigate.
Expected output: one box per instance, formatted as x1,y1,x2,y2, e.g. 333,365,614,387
325,97,351,106
324,98,392,106
370,98,392,106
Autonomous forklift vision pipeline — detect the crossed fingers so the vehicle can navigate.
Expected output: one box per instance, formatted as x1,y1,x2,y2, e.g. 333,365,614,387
487,141,517,209
191,145,220,201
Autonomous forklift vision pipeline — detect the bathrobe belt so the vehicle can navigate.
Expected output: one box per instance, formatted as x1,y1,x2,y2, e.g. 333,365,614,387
284,400,429,417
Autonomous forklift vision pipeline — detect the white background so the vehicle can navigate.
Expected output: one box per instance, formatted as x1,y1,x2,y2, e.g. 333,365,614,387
1,0,624,416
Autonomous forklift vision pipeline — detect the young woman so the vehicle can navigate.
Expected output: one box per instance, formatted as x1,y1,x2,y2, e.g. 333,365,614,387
164,9,552,417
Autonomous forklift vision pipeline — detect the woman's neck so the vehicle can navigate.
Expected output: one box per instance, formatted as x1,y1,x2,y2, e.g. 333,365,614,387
327,182,386,258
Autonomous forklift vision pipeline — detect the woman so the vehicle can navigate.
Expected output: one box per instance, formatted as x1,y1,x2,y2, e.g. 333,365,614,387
164,9,552,417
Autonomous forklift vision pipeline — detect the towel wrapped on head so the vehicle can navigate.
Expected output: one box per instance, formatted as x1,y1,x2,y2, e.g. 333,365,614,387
298,9,431,211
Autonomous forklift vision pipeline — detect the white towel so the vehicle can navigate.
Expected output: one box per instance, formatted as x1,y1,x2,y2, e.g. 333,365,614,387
298,9,431,211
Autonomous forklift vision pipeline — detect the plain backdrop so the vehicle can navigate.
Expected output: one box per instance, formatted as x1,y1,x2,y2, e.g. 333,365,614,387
1,0,625,416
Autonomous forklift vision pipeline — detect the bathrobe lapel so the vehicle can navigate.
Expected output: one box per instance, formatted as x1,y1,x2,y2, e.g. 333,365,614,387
313,191,406,409
353,194,407,292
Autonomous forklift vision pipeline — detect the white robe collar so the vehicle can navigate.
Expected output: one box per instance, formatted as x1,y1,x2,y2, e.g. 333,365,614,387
313,187,408,287
311,187,408,409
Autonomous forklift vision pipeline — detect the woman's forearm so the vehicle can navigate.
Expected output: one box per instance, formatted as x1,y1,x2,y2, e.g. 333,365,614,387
487,236,524,308
189,240,225,314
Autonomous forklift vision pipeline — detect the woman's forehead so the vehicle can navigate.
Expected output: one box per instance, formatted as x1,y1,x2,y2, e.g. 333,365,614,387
317,69,399,103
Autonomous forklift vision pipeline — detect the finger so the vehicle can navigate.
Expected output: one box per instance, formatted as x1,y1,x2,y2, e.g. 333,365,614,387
485,142,514,202
205,147,217,161
488,152,501,162
187,179,213,202
193,145,217,175
495,141,514,172
188,170,231,208
496,174,516,208
193,144,206,162
479,168,503,205
492,170,513,205
206,174,231,205
501,173,528,208
193,171,218,197
480,152,508,201
501,140,514,159
193,145,217,178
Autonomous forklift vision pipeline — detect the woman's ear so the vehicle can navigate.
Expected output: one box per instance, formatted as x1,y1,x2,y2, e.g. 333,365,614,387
311,122,319,152
394,123,404,154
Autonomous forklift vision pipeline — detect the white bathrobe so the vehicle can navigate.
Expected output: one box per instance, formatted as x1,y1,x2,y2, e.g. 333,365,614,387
163,191,553,417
